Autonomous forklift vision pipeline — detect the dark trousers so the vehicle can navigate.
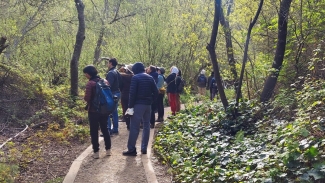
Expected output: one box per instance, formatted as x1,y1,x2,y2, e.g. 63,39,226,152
157,93,165,119
150,99,157,125
121,96,131,129
210,88,218,101
88,112,111,152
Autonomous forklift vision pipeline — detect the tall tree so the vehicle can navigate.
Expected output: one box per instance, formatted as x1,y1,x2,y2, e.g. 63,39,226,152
260,0,292,102
207,0,229,110
235,0,263,106
219,1,239,95
70,0,85,97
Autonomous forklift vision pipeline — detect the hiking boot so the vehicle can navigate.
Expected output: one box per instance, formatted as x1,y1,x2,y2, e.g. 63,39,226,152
122,149,137,156
156,118,163,122
106,149,111,156
111,131,119,135
141,150,147,154
150,124,155,129
93,152,99,159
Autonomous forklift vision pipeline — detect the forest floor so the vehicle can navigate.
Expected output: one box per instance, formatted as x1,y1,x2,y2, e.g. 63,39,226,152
0,107,174,183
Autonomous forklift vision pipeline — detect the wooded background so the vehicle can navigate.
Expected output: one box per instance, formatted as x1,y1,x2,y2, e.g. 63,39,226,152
1,0,325,120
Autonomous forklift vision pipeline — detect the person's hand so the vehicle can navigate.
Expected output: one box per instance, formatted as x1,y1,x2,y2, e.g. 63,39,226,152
125,108,134,116
103,79,110,86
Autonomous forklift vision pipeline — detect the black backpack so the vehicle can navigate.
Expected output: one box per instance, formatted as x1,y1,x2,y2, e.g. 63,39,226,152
115,70,124,91
176,76,186,94
92,79,118,115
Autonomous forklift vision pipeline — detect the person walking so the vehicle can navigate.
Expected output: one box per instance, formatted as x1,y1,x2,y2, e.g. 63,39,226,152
105,58,123,135
83,65,111,159
197,69,207,96
156,67,166,122
120,64,134,130
148,65,158,128
165,66,179,116
207,71,214,100
209,76,218,100
122,62,158,156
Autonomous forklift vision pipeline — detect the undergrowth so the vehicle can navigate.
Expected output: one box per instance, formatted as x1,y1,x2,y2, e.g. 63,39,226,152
154,78,325,182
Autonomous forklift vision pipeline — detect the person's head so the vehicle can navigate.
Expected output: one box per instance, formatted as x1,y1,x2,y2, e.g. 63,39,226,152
149,65,157,73
145,67,150,74
200,69,206,75
178,69,182,77
170,66,179,74
125,64,134,74
157,67,165,75
107,58,118,69
119,67,126,73
83,65,98,79
132,62,145,74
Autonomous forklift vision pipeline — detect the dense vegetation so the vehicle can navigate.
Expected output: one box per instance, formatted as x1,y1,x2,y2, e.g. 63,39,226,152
0,0,325,182
154,77,325,182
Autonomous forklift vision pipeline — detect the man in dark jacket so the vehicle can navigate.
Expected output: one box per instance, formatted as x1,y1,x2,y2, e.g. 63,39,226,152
105,58,122,135
197,69,207,96
123,62,158,156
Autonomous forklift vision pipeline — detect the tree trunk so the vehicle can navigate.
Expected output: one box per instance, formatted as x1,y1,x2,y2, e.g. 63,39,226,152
235,0,263,107
0,36,8,55
93,27,104,64
206,0,228,110
219,7,239,95
70,0,85,97
260,0,292,102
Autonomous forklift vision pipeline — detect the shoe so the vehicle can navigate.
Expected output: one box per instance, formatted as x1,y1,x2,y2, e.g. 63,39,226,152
156,118,163,122
141,150,147,154
93,152,99,159
150,124,155,129
106,149,111,156
111,131,119,135
122,150,137,156
100,134,104,137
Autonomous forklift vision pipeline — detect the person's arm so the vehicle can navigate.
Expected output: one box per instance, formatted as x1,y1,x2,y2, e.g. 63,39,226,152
128,77,138,108
106,71,115,86
157,75,164,89
152,78,159,101
84,81,93,103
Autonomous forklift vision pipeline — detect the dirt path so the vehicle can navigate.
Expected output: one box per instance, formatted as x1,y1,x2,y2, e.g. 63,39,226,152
70,106,175,183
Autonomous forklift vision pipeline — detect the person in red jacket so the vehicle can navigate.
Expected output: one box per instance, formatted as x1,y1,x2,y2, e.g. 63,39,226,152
83,65,111,159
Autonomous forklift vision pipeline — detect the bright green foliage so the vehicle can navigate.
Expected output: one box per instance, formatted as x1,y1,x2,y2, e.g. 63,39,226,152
154,78,325,182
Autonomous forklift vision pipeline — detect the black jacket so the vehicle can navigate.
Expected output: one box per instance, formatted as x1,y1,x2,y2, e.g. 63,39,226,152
166,73,178,93
128,62,158,108
106,67,122,93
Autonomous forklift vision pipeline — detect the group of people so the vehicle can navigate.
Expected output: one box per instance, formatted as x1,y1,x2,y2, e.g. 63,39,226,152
82,58,184,158
197,69,219,101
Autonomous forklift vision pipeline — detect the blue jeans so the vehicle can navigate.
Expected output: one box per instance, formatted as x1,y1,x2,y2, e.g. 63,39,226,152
107,92,121,133
127,104,151,152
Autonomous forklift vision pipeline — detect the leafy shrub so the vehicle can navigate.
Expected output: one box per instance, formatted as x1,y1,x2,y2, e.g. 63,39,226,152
154,79,325,182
